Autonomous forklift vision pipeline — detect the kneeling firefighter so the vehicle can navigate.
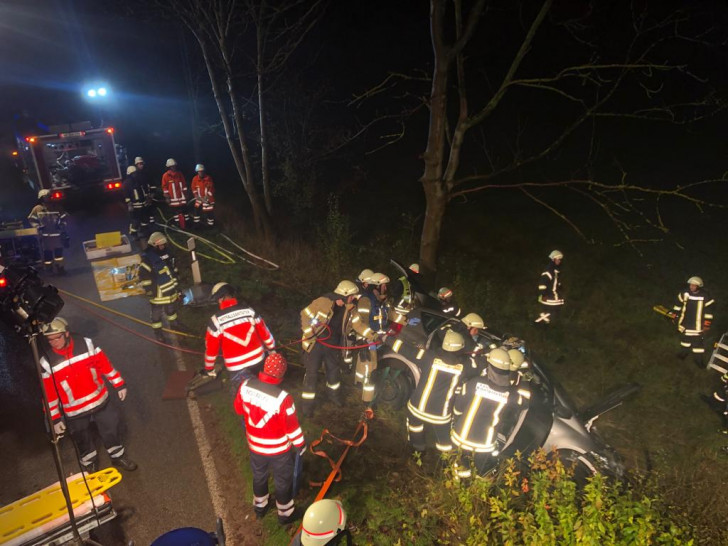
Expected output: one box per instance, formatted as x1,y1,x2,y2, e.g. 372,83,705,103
352,272,389,403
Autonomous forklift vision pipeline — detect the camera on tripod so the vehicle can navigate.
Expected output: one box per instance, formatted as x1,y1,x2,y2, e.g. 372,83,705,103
0,263,64,332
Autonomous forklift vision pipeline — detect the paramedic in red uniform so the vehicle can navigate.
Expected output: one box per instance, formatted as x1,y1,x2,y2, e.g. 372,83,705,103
234,353,305,525
39,317,137,472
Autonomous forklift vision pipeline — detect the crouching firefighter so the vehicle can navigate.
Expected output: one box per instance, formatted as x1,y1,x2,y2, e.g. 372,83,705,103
138,232,182,341
450,348,530,479
406,330,467,455
234,353,305,525
40,318,137,473
201,282,276,393
352,272,389,403
300,280,366,417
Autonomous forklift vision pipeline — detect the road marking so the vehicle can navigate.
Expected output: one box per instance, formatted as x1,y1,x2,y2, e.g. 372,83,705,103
169,337,229,540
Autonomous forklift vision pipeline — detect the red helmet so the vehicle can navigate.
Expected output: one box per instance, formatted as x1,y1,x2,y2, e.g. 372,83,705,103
263,353,287,379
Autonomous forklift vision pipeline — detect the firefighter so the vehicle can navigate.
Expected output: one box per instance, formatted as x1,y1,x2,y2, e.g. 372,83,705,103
234,353,305,525
160,158,189,228
438,287,461,317
390,263,420,325
535,250,565,325
292,499,351,545
190,164,215,228
202,282,276,391
429,312,487,378
356,268,374,291
352,272,389,403
28,189,68,274
668,276,715,367
406,330,466,454
300,280,375,417
138,232,182,340
451,348,530,478
123,165,154,240
133,156,156,227
40,318,137,472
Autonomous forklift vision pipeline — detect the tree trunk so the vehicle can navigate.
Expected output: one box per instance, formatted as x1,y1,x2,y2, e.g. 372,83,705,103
419,182,448,274
257,21,273,215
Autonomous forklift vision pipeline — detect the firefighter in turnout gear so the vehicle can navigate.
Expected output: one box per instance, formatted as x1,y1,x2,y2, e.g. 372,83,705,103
190,164,215,228
124,160,155,239
28,190,68,274
353,272,389,403
139,232,182,340
161,158,189,228
406,329,466,454
451,348,531,478
40,318,138,473
300,281,375,417
292,499,351,545
203,282,276,391
669,276,715,367
438,287,461,317
535,250,565,325
234,353,305,525
390,263,420,325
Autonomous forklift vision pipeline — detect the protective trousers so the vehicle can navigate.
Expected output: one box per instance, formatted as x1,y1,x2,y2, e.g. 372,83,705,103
406,414,453,453
453,451,499,479
249,450,296,522
150,302,179,330
192,204,214,227
679,333,705,366
301,343,342,414
354,347,377,402
67,401,125,468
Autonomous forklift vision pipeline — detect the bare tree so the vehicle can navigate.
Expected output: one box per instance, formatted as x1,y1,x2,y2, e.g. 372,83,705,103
413,0,727,271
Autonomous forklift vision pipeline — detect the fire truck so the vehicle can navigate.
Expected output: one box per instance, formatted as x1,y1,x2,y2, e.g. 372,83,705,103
16,122,126,202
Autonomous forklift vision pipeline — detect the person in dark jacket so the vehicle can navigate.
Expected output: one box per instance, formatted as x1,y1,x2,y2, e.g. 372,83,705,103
138,231,182,340
535,250,564,325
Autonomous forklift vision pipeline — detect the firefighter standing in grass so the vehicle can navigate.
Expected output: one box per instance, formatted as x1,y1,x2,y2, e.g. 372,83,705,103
202,282,276,391
190,164,215,228
300,281,375,417
160,158,189,228
352,272,389,403
535,250,565,325
28,189,68,274
40,318,137,473
406,329,466,455
669,276,715,368
139,232,182,341
234,353,305,525
450,348,530,478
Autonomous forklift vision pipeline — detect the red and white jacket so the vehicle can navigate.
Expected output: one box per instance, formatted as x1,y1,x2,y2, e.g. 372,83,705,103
205,298,276,372
161,170,188,207
40,335,125,422
234,374,305,456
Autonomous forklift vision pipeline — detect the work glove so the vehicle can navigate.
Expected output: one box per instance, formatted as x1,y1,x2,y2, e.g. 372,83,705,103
54,421,66,436
118,388,127,401
667,311,678,321
704,320,712,331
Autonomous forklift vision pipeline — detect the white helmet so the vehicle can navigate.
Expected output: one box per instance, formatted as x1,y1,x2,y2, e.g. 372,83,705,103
507,349,525,372
211,282,235,300
195,164,205,172
165,158,177,167
487,348,511,371
461,312,485,329
300,499,347,545
134,156,144,165
442,330,465,352
438,287,453,300
334,280,359,297
126,165,137,175
148,232,168,247
43,317,69,336
687,276,704,288
549,250,564,260
38,189,50,199
409,263,420,274
369,272,390,286
357,269,374,284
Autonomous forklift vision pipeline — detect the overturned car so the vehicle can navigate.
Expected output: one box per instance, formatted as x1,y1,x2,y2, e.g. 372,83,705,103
375,264,638,479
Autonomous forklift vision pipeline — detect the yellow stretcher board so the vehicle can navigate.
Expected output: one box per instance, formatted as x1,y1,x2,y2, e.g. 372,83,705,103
91,254,146,301
0,468,121,545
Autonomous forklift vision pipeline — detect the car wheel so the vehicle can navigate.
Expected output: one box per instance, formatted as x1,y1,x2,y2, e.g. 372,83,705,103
376,361,413,409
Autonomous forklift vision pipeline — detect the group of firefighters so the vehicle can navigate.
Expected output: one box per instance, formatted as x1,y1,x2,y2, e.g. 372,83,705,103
123,156,216,238
31,225,721,544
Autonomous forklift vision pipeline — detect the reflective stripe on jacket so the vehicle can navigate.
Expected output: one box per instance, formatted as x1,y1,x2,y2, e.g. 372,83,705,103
161,170,187,206
139,248,180,304
674,288,714,335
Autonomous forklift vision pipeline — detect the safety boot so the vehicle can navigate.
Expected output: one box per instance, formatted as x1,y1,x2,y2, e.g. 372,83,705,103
255,503,271,520
154,329,165,342
278,507,302,526
112,455,138,471
82,459,98,474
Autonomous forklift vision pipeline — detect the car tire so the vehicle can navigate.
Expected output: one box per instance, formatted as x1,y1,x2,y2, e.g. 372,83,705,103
375,360,414,409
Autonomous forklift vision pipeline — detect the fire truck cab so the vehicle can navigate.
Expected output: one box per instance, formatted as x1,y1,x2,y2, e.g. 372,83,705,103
16,122,126,202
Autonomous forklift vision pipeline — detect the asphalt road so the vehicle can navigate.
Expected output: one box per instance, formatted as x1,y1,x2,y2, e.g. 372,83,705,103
0,197,219,544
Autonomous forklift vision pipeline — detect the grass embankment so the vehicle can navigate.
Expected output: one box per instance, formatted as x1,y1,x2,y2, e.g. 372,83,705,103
172,196,727,544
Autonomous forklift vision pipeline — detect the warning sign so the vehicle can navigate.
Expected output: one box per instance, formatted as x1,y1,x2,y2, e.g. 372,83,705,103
91,254,146,301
